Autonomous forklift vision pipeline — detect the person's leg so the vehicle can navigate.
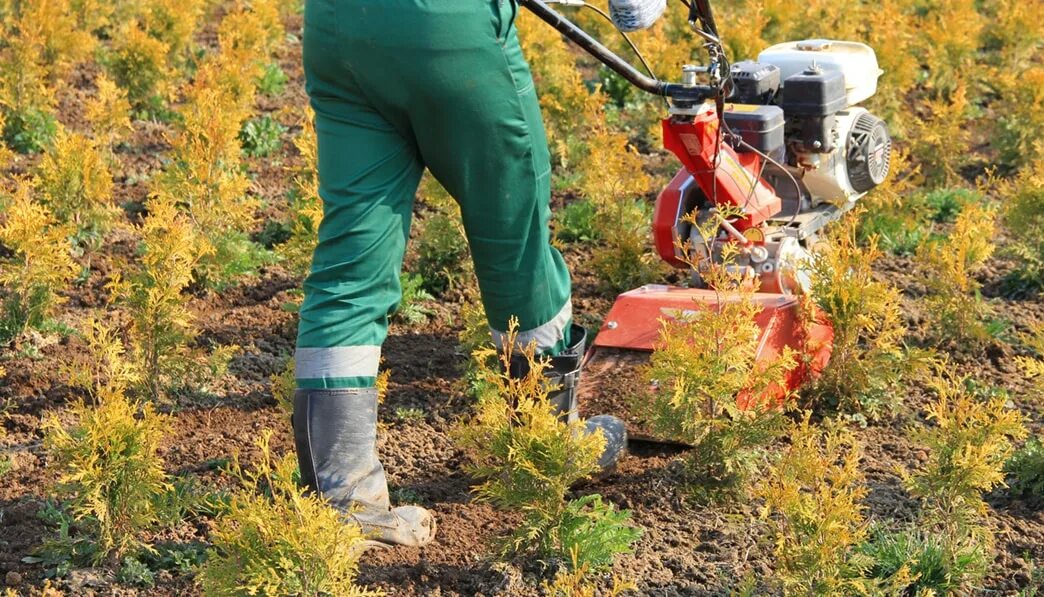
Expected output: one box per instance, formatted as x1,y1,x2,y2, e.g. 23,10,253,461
387,0,626,468
404,0,573,356
293,0,433,547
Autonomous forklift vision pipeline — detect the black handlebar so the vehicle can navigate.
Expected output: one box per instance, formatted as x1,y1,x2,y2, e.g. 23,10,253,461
517,0,718,103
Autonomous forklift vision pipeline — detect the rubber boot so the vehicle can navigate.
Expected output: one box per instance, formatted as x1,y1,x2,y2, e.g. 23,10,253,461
292,388,436,547
509,324,627,473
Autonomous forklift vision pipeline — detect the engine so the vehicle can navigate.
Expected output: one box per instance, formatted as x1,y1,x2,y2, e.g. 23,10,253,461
730,39,892,208
655,39,893,295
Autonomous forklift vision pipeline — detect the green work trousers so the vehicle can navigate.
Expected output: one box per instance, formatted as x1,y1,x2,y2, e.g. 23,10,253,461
296,0,573,389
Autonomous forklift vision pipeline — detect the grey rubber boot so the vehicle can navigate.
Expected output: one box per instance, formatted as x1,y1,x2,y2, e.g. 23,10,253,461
292,388,436,547
509,324,627,473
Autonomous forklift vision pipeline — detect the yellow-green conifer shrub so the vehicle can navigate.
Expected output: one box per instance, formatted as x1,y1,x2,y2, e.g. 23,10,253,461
36,128,116,245
916,201,998,347
807,217,911,419
516,10,605,173
581,128,662,293
107,24,171,112
907,84,973,186
200,432,379,597
757,415,878,594
0,181,77,342
643,214,792,502
43,383,170,561
85,75,133,154
191,0,284,117
0,112,12,166
0,24,58,153
456,320,604,510
6,0,96,81
903,373,1027,586
64,317,141,401
141,0,206,66
998,161,1044,289
277,109,324,276
454,320,625,564
978,0,1043,71
112,196,215,401
1016,326,1044,398
913,0,983,93
154,84,258,287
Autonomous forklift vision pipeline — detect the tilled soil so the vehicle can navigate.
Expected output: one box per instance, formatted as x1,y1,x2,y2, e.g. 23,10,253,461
1,11,1042,597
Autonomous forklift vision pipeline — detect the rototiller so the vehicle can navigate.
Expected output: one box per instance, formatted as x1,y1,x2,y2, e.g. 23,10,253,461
520,0,892,435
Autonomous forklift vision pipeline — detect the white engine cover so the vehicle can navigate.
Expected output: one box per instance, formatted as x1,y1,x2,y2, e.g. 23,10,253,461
758,39,883,107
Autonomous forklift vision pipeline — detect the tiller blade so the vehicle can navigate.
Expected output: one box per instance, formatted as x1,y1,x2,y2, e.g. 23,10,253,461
578,285,833,443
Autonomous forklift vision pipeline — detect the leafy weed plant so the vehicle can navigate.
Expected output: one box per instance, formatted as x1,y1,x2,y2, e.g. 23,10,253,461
1005,437,1044,499
239,115,285,158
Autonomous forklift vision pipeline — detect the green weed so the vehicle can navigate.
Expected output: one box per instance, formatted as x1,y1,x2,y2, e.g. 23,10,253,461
239,114,285,158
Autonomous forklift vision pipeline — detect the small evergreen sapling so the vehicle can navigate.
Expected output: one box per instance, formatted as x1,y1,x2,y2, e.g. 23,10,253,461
200,432,379,596
807,216,913,419
643,207,792,502
757,415,878,594
43,325,170,561
903,373,1028,588
36,128,117,247
454,320,641,572
916,201,999,347
0,180,78,342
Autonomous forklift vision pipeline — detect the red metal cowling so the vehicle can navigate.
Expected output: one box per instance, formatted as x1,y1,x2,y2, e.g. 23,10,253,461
591,285,834,406
661,112,781,228
652,169,696,268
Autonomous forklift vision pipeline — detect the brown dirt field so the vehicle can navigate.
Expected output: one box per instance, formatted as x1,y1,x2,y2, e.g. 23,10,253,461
1,10,1042,597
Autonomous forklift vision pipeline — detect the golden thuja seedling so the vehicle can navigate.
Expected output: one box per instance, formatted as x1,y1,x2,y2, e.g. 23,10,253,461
36,128,117,247
997,161,1044,290
106,23,172,114
200,431,380,597
454,319,641,572
1015,325,1044,399
992,67,1044,170
903,373,1027,587
0,24,58,153
111,195,235,401
43,377,170,562
757,415,879,594
84,75,133,156
916,200,999,347
64,317,142,401
455,318,603,511
580,127,662,294
276,108,323,276
153,82,262,288
913,0,983,94
140,0,207,67
516,9,605,174
907,84,973,187
0,180,78,343
807,215,915,420
643,210,792,503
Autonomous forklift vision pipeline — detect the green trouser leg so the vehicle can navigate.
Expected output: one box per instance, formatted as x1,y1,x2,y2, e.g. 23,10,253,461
296,0,572,388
